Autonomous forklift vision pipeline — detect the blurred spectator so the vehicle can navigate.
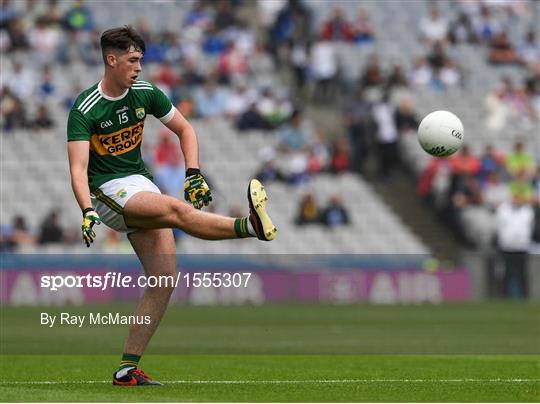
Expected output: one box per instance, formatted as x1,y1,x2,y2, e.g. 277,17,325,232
450,173,483,242
247,41,275,88
478,144,507,184
38,65,56,99
295,193,320,225
256,87,291,125
0,0,17,30
218,42,248,84
38,210,64,244
154,130,179,167
310,131,331,173
194,80,228,118
8,61,36,99
483,172,512,210
488,31,520,65
278,109,312,152
439,59,462,88
214,0,238,31
268,0,312,65
6,18,30,52
321,7,353,42
394,98,419,134
427,41,447,70
285,152,311,185
343,85,373,174
448,145,481,210
185,0,212,29
372,93,399,177
474,6,500,43
202,23,227,55
225,83,252,119
257,0,286,29
28,17,61,65
63,0,94,31
254,149,286,184
387,64,409,89
236,102,274,131
484,84,510,131
288,40,309,91
154,148,185,199
506,141,536,177
40,0,63,27
495,193,534,298
154,60,180,90
321,195,350,227
450,145,481,178
448,12,477,44
31,104,55,130
330,137,351,174
4,215,35,250
420,8,448,45
0,86,27,133
310,36,338,103
180,58,205,88
518,30,540,68
360,55,385,88
509,170,535,203
410,56,433,87
352,7,375,44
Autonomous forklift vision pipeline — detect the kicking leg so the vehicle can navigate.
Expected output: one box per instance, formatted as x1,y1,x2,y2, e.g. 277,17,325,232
123,179,276,241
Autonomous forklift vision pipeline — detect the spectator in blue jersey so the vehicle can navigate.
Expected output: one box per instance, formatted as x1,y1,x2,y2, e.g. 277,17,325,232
278,109,312,152
194,79,228,119
321,194,350,227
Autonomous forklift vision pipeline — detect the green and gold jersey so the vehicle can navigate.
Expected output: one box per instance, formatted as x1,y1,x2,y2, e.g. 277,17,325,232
67,80,174,191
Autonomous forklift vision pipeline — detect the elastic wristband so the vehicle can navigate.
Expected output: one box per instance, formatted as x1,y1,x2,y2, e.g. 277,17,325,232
82,207,94,216
186,168,201,177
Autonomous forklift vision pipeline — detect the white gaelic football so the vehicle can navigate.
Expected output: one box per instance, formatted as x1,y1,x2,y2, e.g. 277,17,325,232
417,110,464,157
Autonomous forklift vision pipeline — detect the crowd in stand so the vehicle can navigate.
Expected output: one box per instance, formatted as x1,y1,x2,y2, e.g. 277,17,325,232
1,0,538,254
418,141,539,245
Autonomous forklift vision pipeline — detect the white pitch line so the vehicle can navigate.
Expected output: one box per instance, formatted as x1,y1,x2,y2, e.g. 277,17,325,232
1,379,539,385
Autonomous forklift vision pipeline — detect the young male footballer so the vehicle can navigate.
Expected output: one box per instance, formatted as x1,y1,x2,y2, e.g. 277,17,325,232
67,26,276,386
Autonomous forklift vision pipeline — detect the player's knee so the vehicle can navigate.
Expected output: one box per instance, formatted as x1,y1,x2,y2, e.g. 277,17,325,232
169,201,192,226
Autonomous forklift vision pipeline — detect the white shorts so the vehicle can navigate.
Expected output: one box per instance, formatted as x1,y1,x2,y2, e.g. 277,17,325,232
91,174,161,233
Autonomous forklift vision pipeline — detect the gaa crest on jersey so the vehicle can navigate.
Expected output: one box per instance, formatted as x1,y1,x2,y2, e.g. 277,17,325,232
135,108,145,120
116,188,127,198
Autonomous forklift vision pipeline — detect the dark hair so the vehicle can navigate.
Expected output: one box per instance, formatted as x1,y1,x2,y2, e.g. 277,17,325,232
100,26,145,65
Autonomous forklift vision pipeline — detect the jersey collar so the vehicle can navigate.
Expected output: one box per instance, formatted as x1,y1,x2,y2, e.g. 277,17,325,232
98,80,129,101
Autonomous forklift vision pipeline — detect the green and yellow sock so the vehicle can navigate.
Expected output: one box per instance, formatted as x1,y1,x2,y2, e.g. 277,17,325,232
115,353,140,377
234,217,252,238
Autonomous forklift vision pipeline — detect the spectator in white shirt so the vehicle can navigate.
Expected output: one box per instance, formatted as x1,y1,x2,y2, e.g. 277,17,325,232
310,37,338,103
484,172,512,210
420,8,448,45
495,193,535,298
372,93,399,178
410,57,433,87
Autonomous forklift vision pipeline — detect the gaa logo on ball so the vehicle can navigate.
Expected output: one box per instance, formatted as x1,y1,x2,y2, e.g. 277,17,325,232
417,110,464,157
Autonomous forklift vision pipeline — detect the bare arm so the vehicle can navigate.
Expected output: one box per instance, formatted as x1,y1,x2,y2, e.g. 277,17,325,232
67,141,92,211
164,108,199,169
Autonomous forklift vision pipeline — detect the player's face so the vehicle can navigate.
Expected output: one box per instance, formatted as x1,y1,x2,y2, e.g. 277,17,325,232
114,46,143,88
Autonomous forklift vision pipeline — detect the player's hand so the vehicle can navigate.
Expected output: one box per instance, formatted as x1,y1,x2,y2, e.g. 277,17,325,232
184,168,212,209
81,208,101,247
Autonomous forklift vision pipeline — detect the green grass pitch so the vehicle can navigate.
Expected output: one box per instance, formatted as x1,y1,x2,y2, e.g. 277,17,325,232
1,302,539,402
